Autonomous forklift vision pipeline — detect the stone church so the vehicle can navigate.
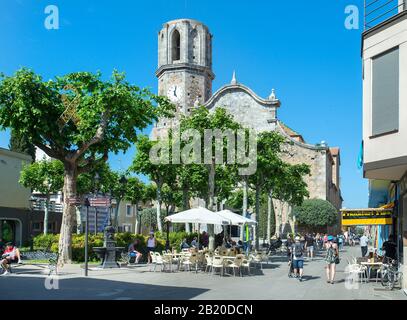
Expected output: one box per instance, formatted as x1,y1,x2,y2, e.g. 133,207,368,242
151,19,342,235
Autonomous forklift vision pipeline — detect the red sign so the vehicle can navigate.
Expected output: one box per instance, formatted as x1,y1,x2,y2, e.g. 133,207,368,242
67,196,82,205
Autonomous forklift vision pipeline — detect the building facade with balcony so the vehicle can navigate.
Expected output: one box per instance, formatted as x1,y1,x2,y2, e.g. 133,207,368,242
362,0,407,290
0,147,63,246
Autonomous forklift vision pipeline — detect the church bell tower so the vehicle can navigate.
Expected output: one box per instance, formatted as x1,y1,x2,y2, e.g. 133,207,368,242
152,19,215,139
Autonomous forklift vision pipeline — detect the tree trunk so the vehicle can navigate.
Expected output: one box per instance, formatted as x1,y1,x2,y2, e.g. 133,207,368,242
43,194,50,235
156,184,163,232
134,201,140,234
58,163,78,265
183,186,190,233
274,202,281,238
114,198,122,229
254,184,260,250
267,191,273,242
241,177,248,241
207,162,216,250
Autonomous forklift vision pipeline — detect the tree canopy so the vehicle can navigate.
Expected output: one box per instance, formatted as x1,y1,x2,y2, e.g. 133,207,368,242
9,129,36,161
292,198,338,229
0,68,173,263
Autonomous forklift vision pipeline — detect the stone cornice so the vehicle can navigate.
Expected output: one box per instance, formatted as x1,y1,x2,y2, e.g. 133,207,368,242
156,63,215,80
203,83,281,109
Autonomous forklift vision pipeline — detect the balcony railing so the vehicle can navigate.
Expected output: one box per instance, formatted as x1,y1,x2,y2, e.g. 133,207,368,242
31,200,63,213
364,0,406,30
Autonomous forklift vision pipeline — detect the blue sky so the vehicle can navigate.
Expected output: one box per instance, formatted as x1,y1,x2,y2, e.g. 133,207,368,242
0,0,366,208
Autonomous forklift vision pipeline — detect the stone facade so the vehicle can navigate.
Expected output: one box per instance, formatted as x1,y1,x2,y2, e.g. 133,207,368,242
152,19,215,139
152,19,343,235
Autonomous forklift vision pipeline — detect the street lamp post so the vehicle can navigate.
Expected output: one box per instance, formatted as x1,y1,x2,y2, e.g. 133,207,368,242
94,172,100,235
28,197,36,251
114,175,128,230
166,221,170,251
84,197,90,277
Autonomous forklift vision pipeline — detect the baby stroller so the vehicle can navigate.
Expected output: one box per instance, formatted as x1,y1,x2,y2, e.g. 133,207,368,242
288,250,295,278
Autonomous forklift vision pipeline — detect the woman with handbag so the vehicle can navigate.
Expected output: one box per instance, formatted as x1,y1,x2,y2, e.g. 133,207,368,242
324,235,339,284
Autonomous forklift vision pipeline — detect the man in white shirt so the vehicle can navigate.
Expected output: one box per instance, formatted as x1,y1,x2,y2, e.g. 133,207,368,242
360,234,369,257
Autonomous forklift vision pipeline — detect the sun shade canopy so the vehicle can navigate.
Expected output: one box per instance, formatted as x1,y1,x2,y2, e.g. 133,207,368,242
216,209,257,226
164,207,231,225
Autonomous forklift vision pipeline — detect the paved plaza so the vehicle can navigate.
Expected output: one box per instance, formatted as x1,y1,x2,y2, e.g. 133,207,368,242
2,246,406,300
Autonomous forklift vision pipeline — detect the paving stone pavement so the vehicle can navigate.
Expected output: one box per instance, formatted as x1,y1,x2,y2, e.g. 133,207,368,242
1,246,406,300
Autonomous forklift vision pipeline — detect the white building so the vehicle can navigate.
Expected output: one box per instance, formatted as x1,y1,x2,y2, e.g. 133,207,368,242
362,0,407,291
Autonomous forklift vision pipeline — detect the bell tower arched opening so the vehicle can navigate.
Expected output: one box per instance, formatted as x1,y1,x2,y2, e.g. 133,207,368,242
171,29,181,62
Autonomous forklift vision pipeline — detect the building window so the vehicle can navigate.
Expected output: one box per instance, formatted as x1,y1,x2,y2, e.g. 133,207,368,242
122,224,132,233
371,47,399,136
126,204,132,217
171,29,181,62
32,222,41,232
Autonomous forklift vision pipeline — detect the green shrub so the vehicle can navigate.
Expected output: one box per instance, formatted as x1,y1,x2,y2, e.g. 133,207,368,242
33,234,59,250
32,231,198,263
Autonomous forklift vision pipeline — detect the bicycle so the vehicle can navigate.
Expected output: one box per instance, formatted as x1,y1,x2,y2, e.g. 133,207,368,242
381,257,403,290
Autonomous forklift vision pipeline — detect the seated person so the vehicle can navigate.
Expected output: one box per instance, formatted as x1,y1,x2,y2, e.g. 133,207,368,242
382,235,397,261
180,238,190,250
235,240,243,253
190,237,198,249
1,243,22,275
128,239,142,264
224,238,232,249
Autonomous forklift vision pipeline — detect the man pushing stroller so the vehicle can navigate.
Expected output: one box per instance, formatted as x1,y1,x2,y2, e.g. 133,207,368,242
288,236,305,282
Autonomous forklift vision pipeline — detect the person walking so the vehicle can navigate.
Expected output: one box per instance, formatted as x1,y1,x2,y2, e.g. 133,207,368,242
360,233,369,257
305,233,315,261
325,235,339,284
290,236,305,282
323,234,328,250
338,234,344,251
146,232,157,263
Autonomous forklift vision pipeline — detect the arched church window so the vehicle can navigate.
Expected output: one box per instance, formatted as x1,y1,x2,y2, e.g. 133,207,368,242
171,29,181,62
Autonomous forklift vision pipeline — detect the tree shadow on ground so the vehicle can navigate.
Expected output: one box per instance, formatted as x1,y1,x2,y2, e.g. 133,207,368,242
300,275,321,282
0,275,209,300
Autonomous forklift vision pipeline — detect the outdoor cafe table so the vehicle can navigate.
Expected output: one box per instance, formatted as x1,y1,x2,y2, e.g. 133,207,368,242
361,261,383,281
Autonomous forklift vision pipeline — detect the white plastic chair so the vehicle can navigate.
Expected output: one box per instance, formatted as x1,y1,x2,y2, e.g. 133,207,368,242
211,256,224,276
182,253,198,272
241,258,251,276
149,252,157,272
205,254,213,273
225,254,244,277
154,252,165,272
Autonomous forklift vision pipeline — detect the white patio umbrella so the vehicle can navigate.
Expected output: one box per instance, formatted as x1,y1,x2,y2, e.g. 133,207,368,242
164,207,231,225
216,209,257,226
164,207,231,249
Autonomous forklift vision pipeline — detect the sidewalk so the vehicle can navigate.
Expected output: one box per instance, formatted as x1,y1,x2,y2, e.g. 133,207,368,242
1,246,406,300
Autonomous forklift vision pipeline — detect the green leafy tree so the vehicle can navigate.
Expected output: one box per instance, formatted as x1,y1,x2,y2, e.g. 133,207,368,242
125,177,146,234
225,188,255,213
161,184,183,216
179,107,242,248
292,199,338,231
179,107,241,207
248,131,286,249
9,129,36,161
19,160,64,234
269,162,310,238
130,135,177,232
0,68,173,263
